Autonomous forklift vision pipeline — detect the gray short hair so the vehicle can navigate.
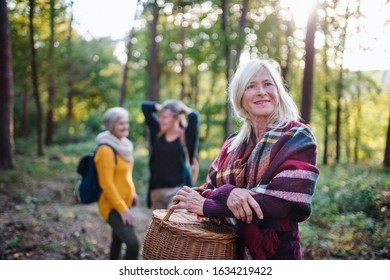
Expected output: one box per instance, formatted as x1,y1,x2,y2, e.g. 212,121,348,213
103,107,129,130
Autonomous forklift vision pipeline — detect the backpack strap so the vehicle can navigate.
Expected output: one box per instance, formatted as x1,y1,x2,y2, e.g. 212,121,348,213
96,143,118,165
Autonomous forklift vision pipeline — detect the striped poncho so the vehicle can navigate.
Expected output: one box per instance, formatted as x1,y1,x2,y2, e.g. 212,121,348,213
200,121,319,259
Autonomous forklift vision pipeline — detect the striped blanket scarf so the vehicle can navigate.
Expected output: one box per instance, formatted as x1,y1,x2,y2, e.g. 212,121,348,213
200,121,319,259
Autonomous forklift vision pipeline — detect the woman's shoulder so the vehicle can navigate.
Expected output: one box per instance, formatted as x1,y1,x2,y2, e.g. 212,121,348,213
283,121,317,143
219,132,238,151
284,121,313,132
95,144,116,159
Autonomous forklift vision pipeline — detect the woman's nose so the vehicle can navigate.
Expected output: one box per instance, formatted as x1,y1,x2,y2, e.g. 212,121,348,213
257,88,267,96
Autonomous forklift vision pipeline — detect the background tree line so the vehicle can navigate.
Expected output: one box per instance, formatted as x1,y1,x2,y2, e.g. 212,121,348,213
1,0,390,169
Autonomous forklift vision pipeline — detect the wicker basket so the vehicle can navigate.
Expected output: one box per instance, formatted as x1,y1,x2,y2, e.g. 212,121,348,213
142,209,236,260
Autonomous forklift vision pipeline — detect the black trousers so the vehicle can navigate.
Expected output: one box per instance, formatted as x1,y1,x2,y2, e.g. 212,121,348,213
107,210,139,260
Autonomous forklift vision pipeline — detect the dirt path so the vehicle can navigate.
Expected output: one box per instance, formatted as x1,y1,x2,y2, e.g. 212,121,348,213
0,182,152,260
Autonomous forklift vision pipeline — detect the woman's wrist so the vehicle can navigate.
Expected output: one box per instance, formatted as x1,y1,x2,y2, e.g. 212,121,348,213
203,198,233,218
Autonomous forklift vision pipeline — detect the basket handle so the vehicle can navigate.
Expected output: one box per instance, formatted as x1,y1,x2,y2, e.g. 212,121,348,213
158,187,204,231
158,208,174,231
162,208,175,222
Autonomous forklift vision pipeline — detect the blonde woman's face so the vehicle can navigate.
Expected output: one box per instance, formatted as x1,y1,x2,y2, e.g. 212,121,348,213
242,67,278,122
111,117,129,139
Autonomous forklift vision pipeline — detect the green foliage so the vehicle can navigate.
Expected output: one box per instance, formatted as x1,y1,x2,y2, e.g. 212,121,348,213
301,164,390,259
7,0,389,166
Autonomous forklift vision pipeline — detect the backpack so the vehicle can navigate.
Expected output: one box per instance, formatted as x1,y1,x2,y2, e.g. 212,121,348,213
75,144,117,204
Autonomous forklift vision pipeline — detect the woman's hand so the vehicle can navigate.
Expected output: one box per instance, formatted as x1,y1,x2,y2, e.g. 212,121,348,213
226,188,263,223
120,209,133,226
132,193,139,207
170,186,206,216
182,104,193,115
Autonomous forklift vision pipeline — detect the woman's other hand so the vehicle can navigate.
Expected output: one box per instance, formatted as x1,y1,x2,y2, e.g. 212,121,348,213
120,209,133,226
170,186,206,215
227,188,263,223
132,193,139,207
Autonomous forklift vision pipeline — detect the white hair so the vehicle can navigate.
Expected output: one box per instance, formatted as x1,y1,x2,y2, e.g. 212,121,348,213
228,59,300,152
103,107,129,130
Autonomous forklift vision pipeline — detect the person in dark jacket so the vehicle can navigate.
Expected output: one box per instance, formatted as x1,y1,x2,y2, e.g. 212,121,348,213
171,59,319,260
142,100,200,210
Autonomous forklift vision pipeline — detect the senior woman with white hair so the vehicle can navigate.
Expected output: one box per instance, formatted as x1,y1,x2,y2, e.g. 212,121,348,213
171,59,320,260
95,107,139,259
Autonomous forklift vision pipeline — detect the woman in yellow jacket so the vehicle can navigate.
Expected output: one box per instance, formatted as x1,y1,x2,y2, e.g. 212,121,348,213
94,107,139,259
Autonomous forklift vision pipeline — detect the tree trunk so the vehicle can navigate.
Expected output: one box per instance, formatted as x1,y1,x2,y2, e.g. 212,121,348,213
179,26,186,101
281,19,294,86
202,71,218,142
119,36,132,107
353,71,362,163
222,0,232,139
45,0,56,146
335,68,343,163
344,98,351,161
0,0,16,169
322,12,330,165
234,0,249,65
148,2,160,101
323,90,330,165
300,1,318,124
323,56,331,165
21,82,29,137
190,71,199,105
66,0,74,120
29,0,44,156
383,100,390,167
335,8,350,163
385,106,390,167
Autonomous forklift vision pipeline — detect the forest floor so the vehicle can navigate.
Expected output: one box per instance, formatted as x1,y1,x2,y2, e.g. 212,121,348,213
0,178,152,260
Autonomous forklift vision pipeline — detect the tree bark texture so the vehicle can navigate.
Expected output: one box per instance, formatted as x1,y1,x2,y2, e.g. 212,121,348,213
148,2,160,102
384,107,390,167
179,27,186,101
29,0,44,156
353,72,362,163
45,0,56,146
0,0,16,169
335,8,350,163
66,0,74,120
335,69,343,163
234,0,249,65
119,36,132,107
323,60,331,165
300,2,318,124
281,19,294,87
222,0,232,139
21,83,29,137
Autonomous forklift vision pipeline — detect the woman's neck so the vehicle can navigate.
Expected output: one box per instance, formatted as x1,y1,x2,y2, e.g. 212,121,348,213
109,131,123,141
165,126,183,142
251,119,269,142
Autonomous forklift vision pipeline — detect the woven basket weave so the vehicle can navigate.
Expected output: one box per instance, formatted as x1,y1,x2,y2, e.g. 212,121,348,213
142,209,236,260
